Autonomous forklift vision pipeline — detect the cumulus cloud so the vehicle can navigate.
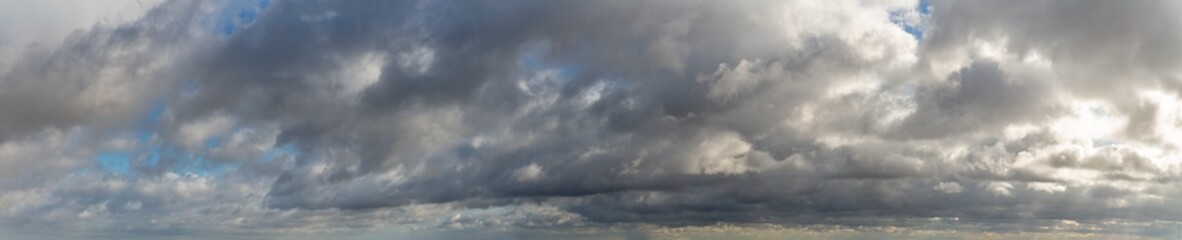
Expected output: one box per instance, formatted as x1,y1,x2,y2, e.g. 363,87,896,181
2,0,1182,238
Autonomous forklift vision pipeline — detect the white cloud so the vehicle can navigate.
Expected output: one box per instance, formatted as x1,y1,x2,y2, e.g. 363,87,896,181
176,113,235,150
935,182,964,194
1026,182,1066,194
513,163,544,183
984,181,1014,197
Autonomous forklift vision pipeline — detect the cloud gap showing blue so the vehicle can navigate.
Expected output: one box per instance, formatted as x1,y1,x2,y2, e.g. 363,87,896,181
97,152,131,174
214,0,272,36
890,0,929,40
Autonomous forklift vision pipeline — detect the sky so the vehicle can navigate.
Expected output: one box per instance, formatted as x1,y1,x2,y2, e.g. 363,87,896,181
1,0,1182,239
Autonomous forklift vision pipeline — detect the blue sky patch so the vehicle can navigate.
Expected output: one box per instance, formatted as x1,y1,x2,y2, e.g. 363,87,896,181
890,0,929,40
96,152,131,174
212,0,272,36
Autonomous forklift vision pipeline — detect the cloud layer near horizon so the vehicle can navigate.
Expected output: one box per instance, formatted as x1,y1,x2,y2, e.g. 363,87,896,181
3,0,1182,238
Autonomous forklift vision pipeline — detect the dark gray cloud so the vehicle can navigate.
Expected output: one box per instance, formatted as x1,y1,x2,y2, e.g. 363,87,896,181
0,0,202,142
2,0,1182,238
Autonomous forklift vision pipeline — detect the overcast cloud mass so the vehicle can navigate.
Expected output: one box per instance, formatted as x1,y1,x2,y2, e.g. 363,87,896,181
3,0,1182,239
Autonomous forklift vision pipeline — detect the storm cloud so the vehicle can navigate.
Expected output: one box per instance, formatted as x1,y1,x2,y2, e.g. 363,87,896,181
2,0,1182,239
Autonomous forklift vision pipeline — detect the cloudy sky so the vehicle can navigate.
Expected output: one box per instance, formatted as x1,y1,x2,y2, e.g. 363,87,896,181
2,0,1182,239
